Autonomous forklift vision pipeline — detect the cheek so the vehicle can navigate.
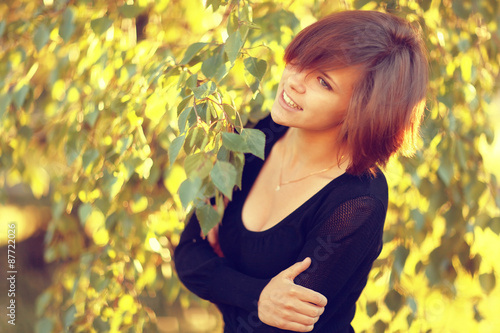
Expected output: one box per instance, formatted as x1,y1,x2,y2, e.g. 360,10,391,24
313,98,348,122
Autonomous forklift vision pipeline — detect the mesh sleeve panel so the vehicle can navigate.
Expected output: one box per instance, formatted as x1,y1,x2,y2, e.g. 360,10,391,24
292,195,387,331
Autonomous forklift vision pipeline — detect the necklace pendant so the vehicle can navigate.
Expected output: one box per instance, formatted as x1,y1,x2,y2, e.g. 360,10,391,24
275,184,281,191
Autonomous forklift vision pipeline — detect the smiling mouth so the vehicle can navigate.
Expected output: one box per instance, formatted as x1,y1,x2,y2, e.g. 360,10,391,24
282,91,303,110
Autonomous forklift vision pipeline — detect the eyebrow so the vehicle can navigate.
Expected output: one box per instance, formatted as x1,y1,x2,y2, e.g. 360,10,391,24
321,71,341,92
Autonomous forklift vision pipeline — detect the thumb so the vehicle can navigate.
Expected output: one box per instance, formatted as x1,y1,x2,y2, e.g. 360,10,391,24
283,257,311,280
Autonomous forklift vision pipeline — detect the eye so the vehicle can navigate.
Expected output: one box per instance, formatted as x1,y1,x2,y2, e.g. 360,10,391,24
318,77,332,90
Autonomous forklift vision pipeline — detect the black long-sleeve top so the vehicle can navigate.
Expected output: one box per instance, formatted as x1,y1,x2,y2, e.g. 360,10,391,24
174,116,388,332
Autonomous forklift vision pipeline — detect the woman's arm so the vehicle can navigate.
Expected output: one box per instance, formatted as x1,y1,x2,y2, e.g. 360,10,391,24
282,195,387,331
175,213,327,331
199,196,385,332
174,212,270,313
258,257,328,332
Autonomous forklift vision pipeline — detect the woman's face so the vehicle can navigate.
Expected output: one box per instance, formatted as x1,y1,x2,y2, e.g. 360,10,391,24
271,64,362,134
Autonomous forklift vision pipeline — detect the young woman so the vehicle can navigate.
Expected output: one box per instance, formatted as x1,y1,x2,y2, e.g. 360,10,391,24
174,10,428,332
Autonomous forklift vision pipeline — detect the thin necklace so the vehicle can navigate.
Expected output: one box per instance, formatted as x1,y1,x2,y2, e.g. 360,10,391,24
275,146,340,191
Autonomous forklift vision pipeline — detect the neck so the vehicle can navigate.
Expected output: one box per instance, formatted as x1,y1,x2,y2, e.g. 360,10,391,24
282,127,347,170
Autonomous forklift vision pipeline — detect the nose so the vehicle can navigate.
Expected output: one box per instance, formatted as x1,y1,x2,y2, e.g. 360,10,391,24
286,67,306,94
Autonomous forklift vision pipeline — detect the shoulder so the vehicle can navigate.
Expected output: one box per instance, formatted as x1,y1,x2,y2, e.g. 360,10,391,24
310,170,388,235
325,169,388,211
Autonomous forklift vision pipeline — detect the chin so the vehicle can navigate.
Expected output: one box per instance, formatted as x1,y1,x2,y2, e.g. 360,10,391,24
270,105,289,127
271,101,299,128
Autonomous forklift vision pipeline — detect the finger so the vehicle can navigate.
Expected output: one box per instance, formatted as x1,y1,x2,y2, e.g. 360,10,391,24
292,300,325,319
291,284,328,307
283,257,312,280
287,310,320,326
274,319,315,333
207,228,218,247
278,294,324,320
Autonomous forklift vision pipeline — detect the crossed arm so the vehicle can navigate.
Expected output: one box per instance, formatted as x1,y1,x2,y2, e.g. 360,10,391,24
205,222,326,331
174,196,385,331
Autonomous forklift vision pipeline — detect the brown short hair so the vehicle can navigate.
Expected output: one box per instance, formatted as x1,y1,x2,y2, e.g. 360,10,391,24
285,10,428,176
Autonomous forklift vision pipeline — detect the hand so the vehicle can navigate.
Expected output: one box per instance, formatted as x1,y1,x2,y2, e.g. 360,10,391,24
258,257,327,332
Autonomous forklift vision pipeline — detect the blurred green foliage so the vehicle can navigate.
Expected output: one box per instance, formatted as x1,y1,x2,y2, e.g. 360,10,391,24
0,0,499,332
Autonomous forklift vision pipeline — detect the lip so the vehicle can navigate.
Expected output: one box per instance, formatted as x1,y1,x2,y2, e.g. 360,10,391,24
279,90,303,112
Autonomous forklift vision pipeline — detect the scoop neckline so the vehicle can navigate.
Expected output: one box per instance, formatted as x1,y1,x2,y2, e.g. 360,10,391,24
238,171,350,235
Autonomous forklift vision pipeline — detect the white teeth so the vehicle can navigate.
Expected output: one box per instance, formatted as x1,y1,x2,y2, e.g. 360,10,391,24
283,91,302,110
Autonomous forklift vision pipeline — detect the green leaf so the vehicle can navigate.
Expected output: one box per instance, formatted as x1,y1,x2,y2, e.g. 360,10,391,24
227,12,239,34
466,181,486,207
410,209,424,231
192,81,216,99
407,297,417,313
35,318,54,333
240,3,251,22
489,217,500,235
184,127,203,152
214,60,232,83
60,8,75,42
479,272,496,294
225,30,243,64
217,146,230,162
223,104,237,125
184,152,212,179
82,149,99,171
233,151,245,189
119,4,147,18
244,57,267,81
90,17,113,35
78,203,93,225
455,140,466,170
64,134,83,165
169,135,185,165
206,0,221,11
178,107,193,133
19,125,32,140
384,289,403,312
116,135,133,156
0,20,5,37
84,104,99,126
222,132,247,152
420,0,432,11
0,92,12,119
102,170,124,199
196,203,222,236
93,316,111,331
13,85,29,109
63,305,77,329
366,301,378,317
35,292,52,318
452,1,469,19
241,128,265,159
180,43,208,65
437,153,454,186
34,23,50,51
202,51,224,79
210,160,237,199
393,245,409,275
178,177,202,208
221,129,265,159
177,94,193,115
374,320,388,333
